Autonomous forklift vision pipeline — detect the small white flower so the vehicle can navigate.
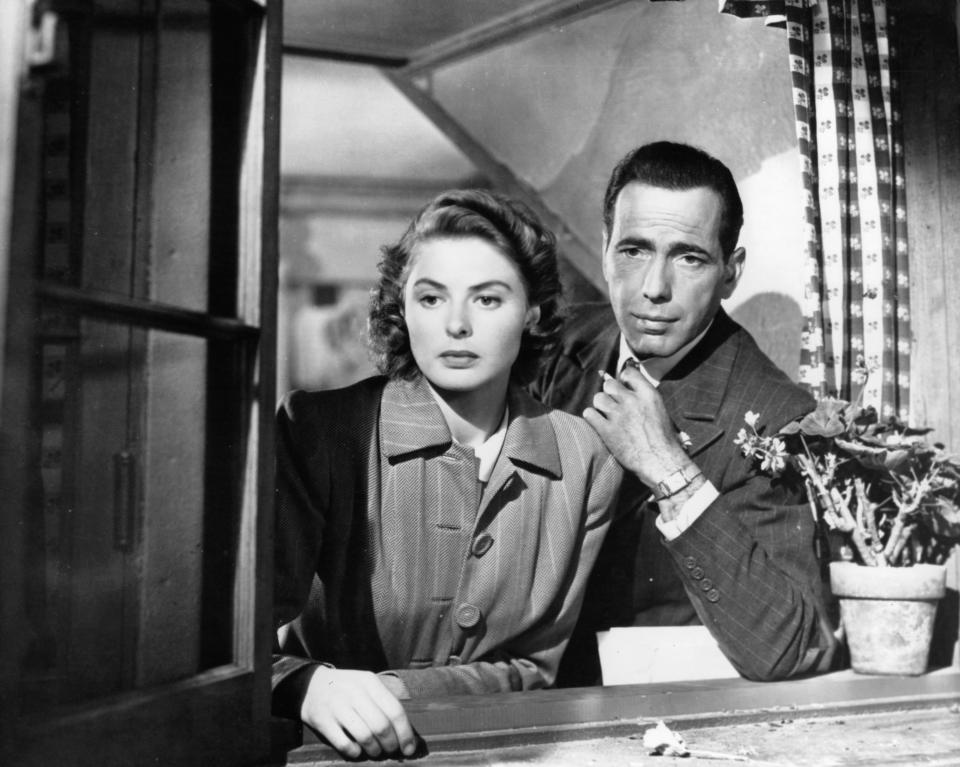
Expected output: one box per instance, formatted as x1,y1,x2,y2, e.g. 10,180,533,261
678,431,693,451
733,428,748,446
744,411,760,428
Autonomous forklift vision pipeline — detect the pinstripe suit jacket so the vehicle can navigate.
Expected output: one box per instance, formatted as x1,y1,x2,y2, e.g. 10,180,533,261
532,304,839,683
272,375,621,709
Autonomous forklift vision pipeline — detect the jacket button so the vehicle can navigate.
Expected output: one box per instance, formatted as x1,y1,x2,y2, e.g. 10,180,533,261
691,566,704,580
706,588,720,603
700,578,714,591
456,603,482,629
472,532,494,557
684,556,697,570
448,655,462,666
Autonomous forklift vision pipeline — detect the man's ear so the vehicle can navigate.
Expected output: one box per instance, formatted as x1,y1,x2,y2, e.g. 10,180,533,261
525,304,541,329
721,246,746,299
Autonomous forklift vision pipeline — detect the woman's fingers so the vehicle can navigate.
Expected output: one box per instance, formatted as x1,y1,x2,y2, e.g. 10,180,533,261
309,706,364,760
301,667,416,759
358,675,418,756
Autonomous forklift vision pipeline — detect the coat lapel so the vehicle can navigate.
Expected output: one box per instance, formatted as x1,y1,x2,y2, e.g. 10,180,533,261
478,385,562,522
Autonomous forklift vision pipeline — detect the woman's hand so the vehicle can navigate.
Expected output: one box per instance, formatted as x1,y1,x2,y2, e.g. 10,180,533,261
300,666,418,759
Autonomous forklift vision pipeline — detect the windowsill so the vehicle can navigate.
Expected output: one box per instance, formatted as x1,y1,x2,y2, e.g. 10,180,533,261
277,667,960,763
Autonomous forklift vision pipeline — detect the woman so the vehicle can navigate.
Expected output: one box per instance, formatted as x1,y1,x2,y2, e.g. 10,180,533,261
272,189,621,759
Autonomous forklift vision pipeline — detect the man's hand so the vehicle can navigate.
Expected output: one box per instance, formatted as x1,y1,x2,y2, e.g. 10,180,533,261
300,666,417,760
584,365,703,521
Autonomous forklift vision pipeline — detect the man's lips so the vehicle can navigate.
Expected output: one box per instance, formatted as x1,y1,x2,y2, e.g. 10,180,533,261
633,314,677,323
632,314,677,335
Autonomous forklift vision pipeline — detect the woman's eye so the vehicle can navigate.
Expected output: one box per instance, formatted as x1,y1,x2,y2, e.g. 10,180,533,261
418,294,441,307
476,295,502,307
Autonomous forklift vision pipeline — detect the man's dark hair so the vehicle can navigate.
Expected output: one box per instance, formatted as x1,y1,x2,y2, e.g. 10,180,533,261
602,141,744,258
368,188,563,385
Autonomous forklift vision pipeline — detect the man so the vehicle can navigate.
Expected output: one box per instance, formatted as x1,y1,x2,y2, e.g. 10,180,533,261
532,141,839,684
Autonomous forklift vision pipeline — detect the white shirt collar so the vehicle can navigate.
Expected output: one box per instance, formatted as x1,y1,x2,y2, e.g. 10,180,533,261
475,405,509,483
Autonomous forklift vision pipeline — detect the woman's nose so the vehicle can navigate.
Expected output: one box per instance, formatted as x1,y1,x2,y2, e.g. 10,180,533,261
446,305,471,338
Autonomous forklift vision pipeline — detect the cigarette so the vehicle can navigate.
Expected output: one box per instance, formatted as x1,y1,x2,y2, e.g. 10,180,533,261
598,370,614,384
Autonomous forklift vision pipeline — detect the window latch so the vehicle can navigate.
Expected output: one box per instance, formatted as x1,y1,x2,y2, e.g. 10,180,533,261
113,450,137,552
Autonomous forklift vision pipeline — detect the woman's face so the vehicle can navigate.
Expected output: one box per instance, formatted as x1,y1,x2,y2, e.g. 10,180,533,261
403,236,539,398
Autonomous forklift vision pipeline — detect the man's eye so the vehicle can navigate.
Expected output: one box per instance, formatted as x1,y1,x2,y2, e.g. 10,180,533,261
678,254,706,266
619,247,647,259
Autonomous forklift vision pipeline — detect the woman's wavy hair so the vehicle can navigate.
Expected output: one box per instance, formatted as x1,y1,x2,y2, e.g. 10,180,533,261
368,188,563,385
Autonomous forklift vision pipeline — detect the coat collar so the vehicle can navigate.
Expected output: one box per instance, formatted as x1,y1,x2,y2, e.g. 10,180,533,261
380,376,562,479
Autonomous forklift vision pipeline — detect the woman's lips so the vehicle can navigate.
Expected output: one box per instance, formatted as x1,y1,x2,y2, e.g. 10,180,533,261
439,351,478,367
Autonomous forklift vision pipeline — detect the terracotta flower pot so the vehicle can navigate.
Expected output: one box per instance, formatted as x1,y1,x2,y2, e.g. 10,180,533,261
829,562,947,675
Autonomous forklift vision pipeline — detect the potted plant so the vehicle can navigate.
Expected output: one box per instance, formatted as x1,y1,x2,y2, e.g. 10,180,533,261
735,359,960,675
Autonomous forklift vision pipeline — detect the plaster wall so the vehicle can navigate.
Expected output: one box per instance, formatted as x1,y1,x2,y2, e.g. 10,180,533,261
423,2,806,376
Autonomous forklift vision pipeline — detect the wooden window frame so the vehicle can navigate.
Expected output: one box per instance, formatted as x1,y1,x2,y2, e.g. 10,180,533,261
0,0,281,764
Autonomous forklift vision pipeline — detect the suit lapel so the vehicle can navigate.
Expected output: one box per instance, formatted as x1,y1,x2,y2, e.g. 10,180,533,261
658,311,740,460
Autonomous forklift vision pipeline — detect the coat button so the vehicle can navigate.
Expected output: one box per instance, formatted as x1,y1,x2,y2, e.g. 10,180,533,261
448,655,462,666
456,603,482,629
691,566,704,580
706,588,720,603
472,532,494,557
683,556,697,570
700,578,714,591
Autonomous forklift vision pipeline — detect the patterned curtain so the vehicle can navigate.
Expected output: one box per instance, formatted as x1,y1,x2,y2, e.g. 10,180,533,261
719,0,910,419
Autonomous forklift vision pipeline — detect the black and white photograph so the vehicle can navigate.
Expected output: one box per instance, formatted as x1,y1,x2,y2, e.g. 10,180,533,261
1,1,958,765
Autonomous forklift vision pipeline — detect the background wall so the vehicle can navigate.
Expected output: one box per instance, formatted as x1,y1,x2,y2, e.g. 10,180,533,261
420,2,807,377
279,57,483,393
281,4,818,388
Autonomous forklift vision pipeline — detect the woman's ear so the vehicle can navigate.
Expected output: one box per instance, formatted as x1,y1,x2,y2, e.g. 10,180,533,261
525,305,541,329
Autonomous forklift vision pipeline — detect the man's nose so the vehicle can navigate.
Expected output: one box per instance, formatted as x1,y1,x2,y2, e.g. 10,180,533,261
446,304,471,338
641,256,671,301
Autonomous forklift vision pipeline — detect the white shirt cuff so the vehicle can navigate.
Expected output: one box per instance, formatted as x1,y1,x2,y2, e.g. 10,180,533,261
655,480,719,541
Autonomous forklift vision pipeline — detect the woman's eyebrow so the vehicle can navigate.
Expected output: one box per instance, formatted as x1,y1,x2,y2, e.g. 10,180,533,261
410,277,446,289
469,280,513,292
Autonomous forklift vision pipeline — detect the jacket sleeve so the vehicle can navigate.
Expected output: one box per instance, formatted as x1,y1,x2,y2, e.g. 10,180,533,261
271,391,333,705
385,449,622,698
664,450,839,681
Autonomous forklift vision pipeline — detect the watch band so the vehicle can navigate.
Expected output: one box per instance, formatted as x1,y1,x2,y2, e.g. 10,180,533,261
653,466,700,501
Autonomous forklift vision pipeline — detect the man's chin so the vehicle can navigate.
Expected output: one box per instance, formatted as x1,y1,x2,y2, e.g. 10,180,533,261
627,337,676,361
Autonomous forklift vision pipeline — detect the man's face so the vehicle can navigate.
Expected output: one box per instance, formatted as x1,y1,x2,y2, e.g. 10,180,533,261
602,182,744,361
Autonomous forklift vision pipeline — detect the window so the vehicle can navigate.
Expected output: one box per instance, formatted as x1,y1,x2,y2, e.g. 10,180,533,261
0,1,280,764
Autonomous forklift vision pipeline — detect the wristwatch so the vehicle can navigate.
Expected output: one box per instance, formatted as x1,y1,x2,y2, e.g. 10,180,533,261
652,466,699,501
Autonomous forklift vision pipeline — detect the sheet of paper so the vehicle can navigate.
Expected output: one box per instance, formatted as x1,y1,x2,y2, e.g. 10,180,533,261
596,625,739,685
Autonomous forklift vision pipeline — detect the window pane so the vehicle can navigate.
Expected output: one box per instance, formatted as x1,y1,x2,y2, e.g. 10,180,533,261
19,315,246,713
38,0,255,317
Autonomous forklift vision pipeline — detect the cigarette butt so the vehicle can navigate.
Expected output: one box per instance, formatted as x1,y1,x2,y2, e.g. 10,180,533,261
598,369,614,383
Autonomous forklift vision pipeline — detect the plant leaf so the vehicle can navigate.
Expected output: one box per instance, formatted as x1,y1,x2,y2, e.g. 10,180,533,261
781,398,849,438
834,438,915,473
